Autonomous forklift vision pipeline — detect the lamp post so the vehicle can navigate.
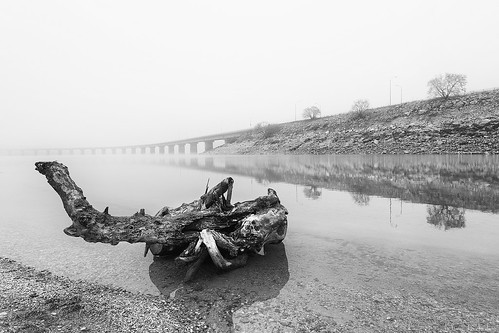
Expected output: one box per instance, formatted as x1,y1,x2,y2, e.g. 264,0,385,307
389,76,397,105
395,84,403,104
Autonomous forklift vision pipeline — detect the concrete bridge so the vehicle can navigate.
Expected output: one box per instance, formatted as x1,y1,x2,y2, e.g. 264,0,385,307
3,129,251,156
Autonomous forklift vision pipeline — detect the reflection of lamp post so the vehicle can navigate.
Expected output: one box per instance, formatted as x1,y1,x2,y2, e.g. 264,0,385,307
389,197,392,225
395,84,403,104
389,76,397,105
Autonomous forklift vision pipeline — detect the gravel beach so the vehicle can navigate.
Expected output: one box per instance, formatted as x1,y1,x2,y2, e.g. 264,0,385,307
2,246,499,333
0,257,201,333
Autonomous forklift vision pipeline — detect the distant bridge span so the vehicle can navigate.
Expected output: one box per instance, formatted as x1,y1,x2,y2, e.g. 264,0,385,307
139,128,252,154
3,129,252,156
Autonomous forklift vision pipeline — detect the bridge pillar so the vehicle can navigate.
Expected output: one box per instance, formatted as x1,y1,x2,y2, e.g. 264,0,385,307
178,144,185,154
168,145,175,154
204,140,214,151
159,146,165,154
190,142,198,154
141,147,146,154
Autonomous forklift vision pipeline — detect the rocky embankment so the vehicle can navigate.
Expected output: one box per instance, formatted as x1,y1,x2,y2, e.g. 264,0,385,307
213,89,499,155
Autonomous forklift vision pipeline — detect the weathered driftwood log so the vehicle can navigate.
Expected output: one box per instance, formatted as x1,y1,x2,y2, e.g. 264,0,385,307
35,161,288,280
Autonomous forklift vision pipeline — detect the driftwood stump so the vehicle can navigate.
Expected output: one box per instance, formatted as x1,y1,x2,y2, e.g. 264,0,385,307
35,161,288,280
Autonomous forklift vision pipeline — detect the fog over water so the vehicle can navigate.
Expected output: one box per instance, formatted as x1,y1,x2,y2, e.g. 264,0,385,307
1,1,499,149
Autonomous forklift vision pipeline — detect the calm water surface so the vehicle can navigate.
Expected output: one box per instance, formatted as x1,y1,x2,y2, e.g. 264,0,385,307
1,154,498,329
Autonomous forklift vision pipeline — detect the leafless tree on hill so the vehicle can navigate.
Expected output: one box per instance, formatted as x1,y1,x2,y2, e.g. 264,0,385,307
350,99,370,113
349,99,370,120
427,73,467,99
302,106,321,120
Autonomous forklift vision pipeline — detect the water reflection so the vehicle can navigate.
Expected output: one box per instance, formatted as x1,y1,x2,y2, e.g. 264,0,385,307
150,154,499,213
303,186,322,200
351,192,370,206
427,205,466,230
3,154,499,332
148,243,289,328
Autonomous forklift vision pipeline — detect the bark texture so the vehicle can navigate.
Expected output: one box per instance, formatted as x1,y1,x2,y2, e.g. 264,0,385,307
35,161,288,279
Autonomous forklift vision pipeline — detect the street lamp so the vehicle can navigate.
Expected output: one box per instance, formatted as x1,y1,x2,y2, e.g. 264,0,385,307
389,76,398,105
395,85,403,104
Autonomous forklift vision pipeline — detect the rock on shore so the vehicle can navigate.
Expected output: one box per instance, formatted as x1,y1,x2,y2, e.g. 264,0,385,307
212,89,499,155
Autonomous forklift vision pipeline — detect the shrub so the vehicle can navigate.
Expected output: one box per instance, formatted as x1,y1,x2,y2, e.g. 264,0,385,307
349,99,370,121
263,124,281,139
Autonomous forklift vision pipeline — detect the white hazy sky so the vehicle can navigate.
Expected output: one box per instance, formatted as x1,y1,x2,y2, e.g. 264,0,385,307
1,0,498,149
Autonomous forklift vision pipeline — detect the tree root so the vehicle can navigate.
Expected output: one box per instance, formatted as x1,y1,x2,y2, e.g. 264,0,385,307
35,161,288,280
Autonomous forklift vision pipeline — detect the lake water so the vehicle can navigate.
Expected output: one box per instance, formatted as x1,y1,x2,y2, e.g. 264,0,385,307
1,154,498,330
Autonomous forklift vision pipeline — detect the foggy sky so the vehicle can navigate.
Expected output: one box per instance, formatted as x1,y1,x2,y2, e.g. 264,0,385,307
1,0,498,149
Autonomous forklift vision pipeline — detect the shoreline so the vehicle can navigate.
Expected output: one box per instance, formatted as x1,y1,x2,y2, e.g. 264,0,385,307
210,90,499,155
0,257,202,333
2,250,499,333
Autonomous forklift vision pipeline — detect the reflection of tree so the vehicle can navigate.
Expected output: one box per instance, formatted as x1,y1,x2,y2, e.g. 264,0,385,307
255,177,270,185
426,205,466,230
303,186,322,200
162,155,499,213
351,192,370,206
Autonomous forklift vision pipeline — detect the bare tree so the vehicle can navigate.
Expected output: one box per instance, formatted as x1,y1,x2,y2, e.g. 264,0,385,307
427,73,467,99
302,106,321,120
349,99,370,120
350,99,370,113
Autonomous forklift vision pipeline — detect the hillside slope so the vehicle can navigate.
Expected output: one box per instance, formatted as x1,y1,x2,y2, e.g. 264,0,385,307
212,89,499,155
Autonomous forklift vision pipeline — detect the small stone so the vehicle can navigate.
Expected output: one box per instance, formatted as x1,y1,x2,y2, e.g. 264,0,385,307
0,312,7,318
280,320,291,326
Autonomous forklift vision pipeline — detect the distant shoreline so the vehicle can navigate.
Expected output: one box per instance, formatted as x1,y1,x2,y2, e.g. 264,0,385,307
210,89,499,155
